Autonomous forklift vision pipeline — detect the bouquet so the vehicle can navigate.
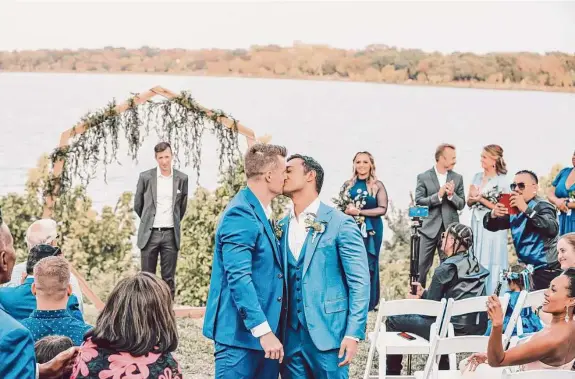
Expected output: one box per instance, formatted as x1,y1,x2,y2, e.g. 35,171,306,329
567,190,575,216
471,185,503,211
332,185,368,231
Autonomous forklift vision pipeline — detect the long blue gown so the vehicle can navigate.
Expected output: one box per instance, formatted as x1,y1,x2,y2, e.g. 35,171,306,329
347,179,387,311
552,167,575,236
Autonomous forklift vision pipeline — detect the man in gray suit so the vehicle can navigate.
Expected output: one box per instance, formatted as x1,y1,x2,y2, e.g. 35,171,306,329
135,142,188,298
415,143,465,287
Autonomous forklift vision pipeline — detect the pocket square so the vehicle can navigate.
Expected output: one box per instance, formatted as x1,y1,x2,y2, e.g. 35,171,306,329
177,189,181,194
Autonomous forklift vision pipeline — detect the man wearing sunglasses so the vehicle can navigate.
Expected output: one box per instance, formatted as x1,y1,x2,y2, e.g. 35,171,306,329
484,170,561,290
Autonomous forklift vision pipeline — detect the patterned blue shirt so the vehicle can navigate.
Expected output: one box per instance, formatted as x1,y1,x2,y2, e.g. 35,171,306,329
20,309,92,346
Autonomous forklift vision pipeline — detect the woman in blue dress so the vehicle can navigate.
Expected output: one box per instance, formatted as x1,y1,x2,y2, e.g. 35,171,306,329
467,145,510,294
342,151,388,311
547,150,575,236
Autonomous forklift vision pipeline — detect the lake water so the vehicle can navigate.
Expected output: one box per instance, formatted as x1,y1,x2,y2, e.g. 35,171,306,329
1,72,574,235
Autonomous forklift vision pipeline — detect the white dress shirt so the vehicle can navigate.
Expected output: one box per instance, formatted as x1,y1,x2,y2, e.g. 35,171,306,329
153,168,174,228
288,198,321,260
434,166,453,202
250,198,274,338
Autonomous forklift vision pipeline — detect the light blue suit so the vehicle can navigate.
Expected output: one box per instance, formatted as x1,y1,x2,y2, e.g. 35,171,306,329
203,187,285,379
279,202,370,379
0,303,37,379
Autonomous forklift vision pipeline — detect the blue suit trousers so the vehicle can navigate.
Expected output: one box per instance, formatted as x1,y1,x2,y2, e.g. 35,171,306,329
215,342,279,379
280,325,348,379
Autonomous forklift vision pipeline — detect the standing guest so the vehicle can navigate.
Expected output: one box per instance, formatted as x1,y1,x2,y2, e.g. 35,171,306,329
4,219,83,312
415,143,465,287
484,170,561,290
70,273,181,379
467,144,510,293
341,151,388,311
21,256,92,345
134,142,189,299
0,221,79,379
203,144,288,379
280,154,369,379
547,150,575,236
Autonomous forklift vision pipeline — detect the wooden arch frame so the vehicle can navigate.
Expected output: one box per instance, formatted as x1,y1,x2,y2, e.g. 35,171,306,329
42,85,270,317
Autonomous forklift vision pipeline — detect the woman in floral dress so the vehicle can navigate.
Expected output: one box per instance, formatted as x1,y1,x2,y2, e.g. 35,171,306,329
341,151,388,311
71,272,181,379
467,145,510,294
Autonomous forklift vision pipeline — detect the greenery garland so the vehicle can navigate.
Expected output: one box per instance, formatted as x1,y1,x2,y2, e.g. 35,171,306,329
47,91,241,202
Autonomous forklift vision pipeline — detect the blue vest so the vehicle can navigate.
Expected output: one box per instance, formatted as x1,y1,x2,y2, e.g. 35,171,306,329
287,236,309,330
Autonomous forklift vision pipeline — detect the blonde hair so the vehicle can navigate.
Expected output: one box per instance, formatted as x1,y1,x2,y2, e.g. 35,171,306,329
244,143,287,179
347,151,378,196
33,256,70,300
483,144,508,175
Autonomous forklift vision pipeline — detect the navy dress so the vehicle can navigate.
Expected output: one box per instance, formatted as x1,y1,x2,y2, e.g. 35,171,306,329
347,179,388,311
552,167,575,235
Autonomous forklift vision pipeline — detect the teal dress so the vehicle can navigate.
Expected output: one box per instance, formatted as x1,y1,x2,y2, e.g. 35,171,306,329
347,179,387,311
552,167,575,235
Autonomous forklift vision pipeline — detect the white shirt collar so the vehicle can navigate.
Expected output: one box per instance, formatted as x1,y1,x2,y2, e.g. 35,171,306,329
290,197,321,221
434,165,447,177
157,166,174,178
257,199,273,220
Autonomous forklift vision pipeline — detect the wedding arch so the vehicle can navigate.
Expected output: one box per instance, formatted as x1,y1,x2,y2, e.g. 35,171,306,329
42,85,271,317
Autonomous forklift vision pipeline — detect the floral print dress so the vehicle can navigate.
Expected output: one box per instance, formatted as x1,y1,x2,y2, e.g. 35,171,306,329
71,338,182,379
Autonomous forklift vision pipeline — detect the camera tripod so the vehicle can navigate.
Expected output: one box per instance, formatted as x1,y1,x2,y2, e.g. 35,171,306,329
406,216,423,375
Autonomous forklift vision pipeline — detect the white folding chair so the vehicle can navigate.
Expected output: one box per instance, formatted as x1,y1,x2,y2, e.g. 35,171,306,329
516,289,545,337
413,335,490,379
502,291,528,346
363,298,448,379
505,290,544,347
502,369,575,378
441,294,510,368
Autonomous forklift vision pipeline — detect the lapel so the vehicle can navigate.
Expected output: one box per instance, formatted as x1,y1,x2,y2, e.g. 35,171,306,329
172,170,180,209
281,216,290,281
446,170,454,185
243,188,281,266
302,202,334,277
429,167,440,192
151,168,158,207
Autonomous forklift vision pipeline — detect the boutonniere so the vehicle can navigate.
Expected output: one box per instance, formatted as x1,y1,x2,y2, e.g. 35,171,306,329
272,219,284,240
304,215,327,243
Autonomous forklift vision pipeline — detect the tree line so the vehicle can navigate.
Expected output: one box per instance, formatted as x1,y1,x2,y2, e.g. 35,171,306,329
1,44,574,91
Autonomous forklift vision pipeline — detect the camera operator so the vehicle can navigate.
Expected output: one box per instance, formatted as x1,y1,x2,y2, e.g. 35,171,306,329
385,223,489,376
484,170,561,290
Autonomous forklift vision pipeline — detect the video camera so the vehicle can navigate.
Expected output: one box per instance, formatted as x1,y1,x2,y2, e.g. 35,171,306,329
408,206,428,295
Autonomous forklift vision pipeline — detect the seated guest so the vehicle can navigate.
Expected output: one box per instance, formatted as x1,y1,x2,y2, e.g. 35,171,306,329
558,233,575,270
0,220,78,378
386,223,490,375
71,272,180,379
36,336,74,363
21,256,92,345
484,170,561,290
484,264,543,337
464,268,575,373
0,244,83,322
4,219,83,312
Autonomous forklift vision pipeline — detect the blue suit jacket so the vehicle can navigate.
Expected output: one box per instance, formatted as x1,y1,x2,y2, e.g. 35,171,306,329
0,277,84,322
280,202,370,351
0,304,36,379
203,187,285,350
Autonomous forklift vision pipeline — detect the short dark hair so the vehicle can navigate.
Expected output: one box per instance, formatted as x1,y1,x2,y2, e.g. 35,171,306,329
154,142,172,155
515,170,538,184
26,244,61,275
87,272,178,356
35,335,74,364
287,154,325,194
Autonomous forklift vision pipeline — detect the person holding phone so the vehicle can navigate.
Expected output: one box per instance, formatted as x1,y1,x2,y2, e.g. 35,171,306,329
484,170,561,290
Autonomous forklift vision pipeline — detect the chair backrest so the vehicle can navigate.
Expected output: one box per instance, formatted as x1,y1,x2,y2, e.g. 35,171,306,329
380,298,447,320
420,335,490,379
523,289,546,309
440,294,510,337
503,291,528,343
503,369,575,379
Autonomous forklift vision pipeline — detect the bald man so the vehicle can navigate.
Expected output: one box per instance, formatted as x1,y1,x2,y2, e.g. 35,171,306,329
0,222,77,378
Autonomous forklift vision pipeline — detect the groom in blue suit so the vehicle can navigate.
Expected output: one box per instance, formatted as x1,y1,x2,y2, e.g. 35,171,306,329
279,154,370,379
203,144,289,379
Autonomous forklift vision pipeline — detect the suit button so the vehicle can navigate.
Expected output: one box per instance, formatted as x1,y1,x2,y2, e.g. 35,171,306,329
277,296,282,302
296,287,300,291
297,298,301,302
277,273,283,279
297,310,301,313
296,277,300,281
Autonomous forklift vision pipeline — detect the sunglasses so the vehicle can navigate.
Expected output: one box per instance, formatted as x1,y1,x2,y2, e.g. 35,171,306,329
510,182,526,191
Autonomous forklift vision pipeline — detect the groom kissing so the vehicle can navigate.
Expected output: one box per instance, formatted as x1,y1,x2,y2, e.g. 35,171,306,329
279,154,370,379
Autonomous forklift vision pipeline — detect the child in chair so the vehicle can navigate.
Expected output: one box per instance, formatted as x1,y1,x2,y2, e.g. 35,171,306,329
485,264,543,337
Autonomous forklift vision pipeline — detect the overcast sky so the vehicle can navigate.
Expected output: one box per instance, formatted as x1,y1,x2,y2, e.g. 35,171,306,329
1,1,574,53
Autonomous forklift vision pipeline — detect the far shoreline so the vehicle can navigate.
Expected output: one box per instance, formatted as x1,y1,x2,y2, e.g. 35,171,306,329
2,69,575,95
